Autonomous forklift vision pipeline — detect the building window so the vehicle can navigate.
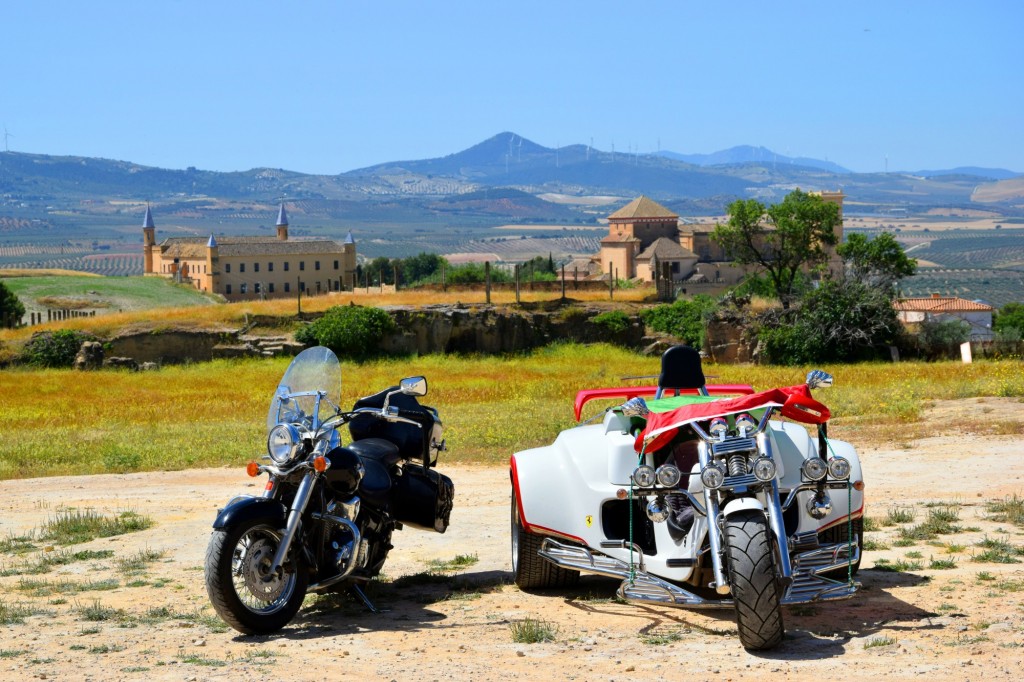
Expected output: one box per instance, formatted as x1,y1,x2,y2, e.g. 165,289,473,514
268,262,274,272
300,261,305,271
240,263,246,273
225,263,231,273
241,283,248,294
226,284,232,294
300,281,306,292
254,263,260,273
284,262,290,271
268,283,275,293
333,260,339,270
255,282,261,294
284,282,290,293
315,261,320,271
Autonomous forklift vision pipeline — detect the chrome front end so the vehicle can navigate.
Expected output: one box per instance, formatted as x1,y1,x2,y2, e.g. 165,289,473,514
539,537,860,608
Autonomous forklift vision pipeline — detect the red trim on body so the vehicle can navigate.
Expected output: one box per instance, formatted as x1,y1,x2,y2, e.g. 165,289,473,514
817,504,865,531
509,455,586,546
574,384,754,421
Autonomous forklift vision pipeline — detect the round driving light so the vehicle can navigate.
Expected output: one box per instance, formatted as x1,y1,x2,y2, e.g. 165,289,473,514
752,457,777,482
709,417,729,438
656,464,682,488
632,465,656,488
646,497,670,523
827,457,851,480
735,412,757,434
700,463,726,490
267,423,300,464
801,457,828,481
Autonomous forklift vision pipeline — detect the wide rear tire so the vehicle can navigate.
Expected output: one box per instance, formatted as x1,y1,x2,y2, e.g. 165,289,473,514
724,510,784,651
205,518,308,635
511,491,579,590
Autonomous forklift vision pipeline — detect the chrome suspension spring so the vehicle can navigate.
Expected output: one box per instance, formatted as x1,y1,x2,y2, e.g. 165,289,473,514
727,453,748,477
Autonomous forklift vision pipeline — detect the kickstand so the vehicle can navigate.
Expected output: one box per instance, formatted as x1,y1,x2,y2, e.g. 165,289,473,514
350,584,378,613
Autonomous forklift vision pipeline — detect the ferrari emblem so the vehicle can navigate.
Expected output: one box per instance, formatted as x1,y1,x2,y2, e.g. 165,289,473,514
585,515,593,527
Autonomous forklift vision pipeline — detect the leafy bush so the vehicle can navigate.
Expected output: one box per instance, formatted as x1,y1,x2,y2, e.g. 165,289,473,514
995,302,1024,337
0,281,25,328
295,305,395,360
918,317,971,359
445,263,511,285
591,310,631,334
20,330,97,367
639,295,717,347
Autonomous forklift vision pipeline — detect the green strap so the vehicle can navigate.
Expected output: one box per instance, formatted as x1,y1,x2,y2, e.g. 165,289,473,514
822,432,855,587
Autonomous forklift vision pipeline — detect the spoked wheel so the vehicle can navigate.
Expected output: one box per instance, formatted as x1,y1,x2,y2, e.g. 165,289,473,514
205,519,308,635
511,491,579,590
724,510,785,651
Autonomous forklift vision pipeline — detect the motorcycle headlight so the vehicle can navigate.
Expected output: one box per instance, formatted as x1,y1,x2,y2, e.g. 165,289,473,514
632,465,656,488
752,456,777,482
700,463,726,490
267,424,302,465
708,417,729,439
828,457,852,480
655,464,682,488
801,457,828,482
734,412,757,435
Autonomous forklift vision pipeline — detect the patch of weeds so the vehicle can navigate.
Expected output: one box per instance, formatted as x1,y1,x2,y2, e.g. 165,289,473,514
0,600,40,625
509,617,559,644
864,635,897,648
0,649,28,659
391,571,453,588
973,537,1024,564
75,599,127,622
195,611,230,634
425,553,479,573
116,548,165,575
69,644,87,651
948,633,990,646
945,543,966,553
29,658,56,664
873,558,922,572
178,653,227,667
862,517,881,532
241,649,278,665
0,548,115,577
640,628,685,645
976,571,996,581
936,603,958,612
89,644,126,654
905,551,923,559
885,507,915,525
929,557,957,570
0,535,37,555
39,509,153,546
121,667,150,673
987,495,1024,528
78,627,101,635
898,508,962,542
993,579,1024,592
893,538,917,547
863,539,889,551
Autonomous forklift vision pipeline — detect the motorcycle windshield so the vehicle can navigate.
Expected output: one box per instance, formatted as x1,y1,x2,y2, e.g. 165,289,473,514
266,346,342,434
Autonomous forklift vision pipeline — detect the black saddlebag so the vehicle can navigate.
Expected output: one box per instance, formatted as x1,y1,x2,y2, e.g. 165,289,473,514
392,463,454,533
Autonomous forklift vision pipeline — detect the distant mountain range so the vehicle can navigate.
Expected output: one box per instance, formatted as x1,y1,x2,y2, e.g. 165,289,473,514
0,132,1021,243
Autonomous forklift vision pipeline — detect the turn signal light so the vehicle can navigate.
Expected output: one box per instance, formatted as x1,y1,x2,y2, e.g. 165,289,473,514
246,461,260,477
313,455,329,473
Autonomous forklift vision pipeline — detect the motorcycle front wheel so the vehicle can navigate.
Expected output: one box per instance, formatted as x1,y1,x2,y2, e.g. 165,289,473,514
724,510,784,651
205,518,308,635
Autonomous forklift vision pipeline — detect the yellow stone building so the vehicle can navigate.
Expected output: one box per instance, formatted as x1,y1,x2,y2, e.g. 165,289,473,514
142,204,357,301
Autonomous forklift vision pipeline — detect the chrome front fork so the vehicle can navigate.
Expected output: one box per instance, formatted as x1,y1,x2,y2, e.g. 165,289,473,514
268,471,316,576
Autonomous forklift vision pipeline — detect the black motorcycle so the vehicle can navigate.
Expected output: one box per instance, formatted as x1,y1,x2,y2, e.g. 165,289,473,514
204,346,454,634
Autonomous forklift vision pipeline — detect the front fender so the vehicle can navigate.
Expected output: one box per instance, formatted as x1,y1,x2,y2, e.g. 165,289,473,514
721,496,765,518
212,495,288,530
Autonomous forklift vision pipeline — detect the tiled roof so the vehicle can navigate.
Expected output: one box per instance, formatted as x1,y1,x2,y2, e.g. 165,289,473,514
600,234,641,245
608,195,678,220
636,237,697,261
160,236,346,258
894,296,994,312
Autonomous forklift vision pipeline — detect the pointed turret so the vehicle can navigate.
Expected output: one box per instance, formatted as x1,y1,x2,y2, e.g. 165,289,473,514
142,205,157,273
276,203,289,241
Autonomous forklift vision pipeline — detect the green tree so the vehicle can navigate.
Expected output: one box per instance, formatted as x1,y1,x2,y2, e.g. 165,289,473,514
294,305,395,360
0,281,26,328
758,279,900,364
712,190,840,308
994,302,1024,337
400,252,447,285
837,232,917,288
366,257,395,285
640,295,718,348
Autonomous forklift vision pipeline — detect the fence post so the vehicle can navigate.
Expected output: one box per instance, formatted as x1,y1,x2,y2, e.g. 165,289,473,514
485,261,491,304
441,262,447,293
608,261,614,300
515,264,521,304
560,264,566,301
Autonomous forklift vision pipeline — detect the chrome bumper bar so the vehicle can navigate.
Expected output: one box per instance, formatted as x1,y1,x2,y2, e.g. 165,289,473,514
539,537,860,608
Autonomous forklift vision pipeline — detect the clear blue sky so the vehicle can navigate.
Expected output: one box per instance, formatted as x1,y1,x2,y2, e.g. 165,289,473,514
4,1,1021,175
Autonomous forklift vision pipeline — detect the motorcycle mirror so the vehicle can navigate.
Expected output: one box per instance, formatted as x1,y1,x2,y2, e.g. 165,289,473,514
619,397,650,418
399,376,428,397
806,370,834,390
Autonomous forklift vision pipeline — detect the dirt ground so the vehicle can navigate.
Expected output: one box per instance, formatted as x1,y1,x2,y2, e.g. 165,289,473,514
2,398,1024,681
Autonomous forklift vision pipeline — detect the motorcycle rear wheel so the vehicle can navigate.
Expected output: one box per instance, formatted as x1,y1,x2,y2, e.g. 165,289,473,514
511,492,580,589
205,518,308,635
724,510,784,651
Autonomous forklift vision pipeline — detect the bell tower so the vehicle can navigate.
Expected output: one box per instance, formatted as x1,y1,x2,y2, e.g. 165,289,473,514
142,205,156,274
276,203,289,241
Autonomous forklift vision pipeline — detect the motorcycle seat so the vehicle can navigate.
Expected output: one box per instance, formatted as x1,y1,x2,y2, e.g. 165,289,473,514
347,438,402,470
